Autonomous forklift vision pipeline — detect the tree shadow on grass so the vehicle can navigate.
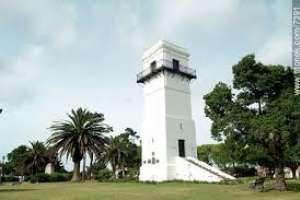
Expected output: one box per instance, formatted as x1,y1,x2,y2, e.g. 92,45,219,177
247,179,300,192
261,181,300,192
0,189,38,193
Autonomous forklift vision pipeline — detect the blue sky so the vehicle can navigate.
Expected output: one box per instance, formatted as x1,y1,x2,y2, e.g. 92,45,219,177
0,0,292,161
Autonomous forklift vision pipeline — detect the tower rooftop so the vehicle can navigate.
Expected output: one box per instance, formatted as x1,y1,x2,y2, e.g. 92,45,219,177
142,40,189,60
137,40,196,83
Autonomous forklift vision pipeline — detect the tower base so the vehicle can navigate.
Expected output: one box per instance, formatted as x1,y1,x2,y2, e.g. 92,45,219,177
139,157,236,182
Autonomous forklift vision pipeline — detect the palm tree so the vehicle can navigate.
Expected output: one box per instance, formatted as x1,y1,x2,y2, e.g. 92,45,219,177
105,136,129,178
24,141,47,176
47,108,111,181
105,128,140,178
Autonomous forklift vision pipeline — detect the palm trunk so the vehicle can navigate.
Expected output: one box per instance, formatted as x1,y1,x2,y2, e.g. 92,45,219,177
112,162,118,179
122,165,125,177
0,167,2,184
292,168,296,179
21,165,24,179
72,161,81,181
258,101,262,115
274,166,287,190
290,165,297,179
89,153,93,180
82,155,86,182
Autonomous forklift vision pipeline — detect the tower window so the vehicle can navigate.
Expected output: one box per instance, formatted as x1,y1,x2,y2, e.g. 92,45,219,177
150,61,157,71
179,123,183,130
172,59,179,71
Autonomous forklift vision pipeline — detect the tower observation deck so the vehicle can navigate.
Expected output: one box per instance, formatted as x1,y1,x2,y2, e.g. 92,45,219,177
137,59,197,83
137,40,196,83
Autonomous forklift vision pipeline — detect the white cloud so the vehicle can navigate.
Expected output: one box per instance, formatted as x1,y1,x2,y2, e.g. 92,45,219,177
258,31,291,66
0,44,43,107
154,0,239,30
257,0,292,66
0,0,78,48
0,0,79,108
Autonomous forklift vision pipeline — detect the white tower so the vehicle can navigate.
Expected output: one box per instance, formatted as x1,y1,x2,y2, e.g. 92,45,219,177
137,40,197,181
137,40,236,182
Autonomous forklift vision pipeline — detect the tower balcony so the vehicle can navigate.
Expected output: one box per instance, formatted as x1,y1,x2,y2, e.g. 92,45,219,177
137,59,197,83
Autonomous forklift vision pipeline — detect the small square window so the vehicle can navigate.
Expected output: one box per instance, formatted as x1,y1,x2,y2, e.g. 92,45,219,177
152,157,156,164
179,123,183,130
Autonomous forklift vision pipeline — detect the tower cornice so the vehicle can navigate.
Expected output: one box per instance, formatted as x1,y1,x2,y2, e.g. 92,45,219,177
142,40,189,61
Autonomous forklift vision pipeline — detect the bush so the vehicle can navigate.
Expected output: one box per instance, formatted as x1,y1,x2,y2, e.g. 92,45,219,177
226,166,256,177
126,168,139,178
24,176,31,182
28,173,71,183
48,173,71,182
29,173,50,183
1,176,19,182
95,169,114,182
29,176,38,183
94,168,140,183
103,175,139,183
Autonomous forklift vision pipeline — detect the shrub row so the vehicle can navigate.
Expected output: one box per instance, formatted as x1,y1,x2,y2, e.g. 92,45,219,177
95,169,139,182
0,176,19,182
95,169,114,182
27,173,72,183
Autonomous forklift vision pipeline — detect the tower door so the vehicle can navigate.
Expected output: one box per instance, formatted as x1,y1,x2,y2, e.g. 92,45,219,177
178,139,185,157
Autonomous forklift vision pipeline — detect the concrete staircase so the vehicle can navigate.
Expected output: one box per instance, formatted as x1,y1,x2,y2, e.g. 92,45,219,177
186,157,236,181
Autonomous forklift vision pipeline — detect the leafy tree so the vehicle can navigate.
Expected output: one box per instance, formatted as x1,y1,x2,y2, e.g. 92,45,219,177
105,136,128,178
120,128,140,170
197,143,257,172
4,143,66,176
7,145,30,176
2,161,14,175
251,90,300,189
47,108,111,181
204,54,299,190
104,128,140,178
286,144,300,178
197,144,212,164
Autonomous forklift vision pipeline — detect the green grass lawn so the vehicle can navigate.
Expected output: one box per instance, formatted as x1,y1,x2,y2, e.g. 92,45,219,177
0,180,300,200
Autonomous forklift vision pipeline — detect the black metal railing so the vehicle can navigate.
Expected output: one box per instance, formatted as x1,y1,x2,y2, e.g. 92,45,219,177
137,59,196,83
